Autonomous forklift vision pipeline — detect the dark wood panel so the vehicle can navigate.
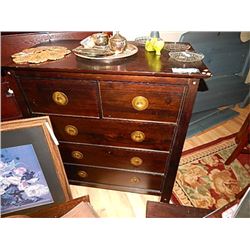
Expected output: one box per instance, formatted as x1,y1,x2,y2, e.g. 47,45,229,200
1,33,49,66
1,32,98,66
3,40,211,79
18,77,100,117
48,31,112,41
59,142,168,173
1,76,23,121
146,201,212,218
65,164,163,191
160,80,200,202
12,70,196,84
100,81,185,122
50,116,175,151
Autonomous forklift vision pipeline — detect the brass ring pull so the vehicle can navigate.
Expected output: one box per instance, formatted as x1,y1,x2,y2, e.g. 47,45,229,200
131,131,145,142
77,170,88,178
65,125,78,136
132,96,149,111
130,157,143,167
130,176,140,183
52,91,68,106
71,151,83,160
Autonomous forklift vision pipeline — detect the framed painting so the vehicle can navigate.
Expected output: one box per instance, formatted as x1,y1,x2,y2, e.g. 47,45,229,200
0,116,72,217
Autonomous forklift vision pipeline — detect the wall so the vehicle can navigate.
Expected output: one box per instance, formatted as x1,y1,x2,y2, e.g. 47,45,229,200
120,31,184,42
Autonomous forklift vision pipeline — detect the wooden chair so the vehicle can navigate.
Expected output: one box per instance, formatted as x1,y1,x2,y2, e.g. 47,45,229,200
146,185,250,218
225,113,250,165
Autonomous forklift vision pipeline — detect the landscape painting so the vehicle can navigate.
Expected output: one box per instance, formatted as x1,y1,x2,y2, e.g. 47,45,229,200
0,144,54,215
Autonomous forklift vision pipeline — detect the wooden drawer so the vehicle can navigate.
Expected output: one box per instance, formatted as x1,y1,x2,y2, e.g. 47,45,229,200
59,143,169,173
1,79,22,121
50,116,175,151
65,164,163,191
100,81,185,122
18,77,99,117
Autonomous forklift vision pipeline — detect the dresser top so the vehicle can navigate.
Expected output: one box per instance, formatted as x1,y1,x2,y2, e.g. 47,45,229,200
4,40,211,79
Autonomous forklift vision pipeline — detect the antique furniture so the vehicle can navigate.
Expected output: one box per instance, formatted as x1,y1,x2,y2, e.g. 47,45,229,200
1,73,23,121
146,185,250,218
180,32,250,137
180,32,250,113
225,113,250,165
1,32,210,202
146,201,213,218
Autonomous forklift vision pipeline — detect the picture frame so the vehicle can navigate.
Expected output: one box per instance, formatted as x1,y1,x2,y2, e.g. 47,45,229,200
0,116,72,217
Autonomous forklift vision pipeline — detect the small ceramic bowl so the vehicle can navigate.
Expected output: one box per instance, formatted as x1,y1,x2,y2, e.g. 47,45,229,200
92,33,109,47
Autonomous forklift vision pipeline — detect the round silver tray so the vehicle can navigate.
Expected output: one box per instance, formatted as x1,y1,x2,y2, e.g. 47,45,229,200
73,43,138,62
169,51,204,62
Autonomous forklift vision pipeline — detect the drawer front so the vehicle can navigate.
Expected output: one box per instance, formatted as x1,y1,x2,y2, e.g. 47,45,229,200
18,77,99,117
51,116,175,151
65,164,163,191
1,79,23,121
59,143,169,173
100,81,185,122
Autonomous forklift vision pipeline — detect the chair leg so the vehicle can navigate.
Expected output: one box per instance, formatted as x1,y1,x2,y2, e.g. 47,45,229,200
225,113,250,165
225,136,248,165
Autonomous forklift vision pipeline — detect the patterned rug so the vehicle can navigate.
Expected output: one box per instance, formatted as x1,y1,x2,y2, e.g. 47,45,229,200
172,134,250,209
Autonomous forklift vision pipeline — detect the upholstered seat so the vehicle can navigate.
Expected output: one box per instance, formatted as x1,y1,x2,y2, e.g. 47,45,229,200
180,32,250,136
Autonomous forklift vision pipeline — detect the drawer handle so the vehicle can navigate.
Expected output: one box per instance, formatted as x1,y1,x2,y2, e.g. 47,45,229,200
77,170,88,178
71,151,83,159
6,88,14,97
130,157,143,167
52,91,68,106
130,177,140,183
132,96,149,111
65,125,78,136
131,131,145,142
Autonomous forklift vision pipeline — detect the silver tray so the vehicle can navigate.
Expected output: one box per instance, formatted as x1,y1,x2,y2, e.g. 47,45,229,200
169,51,204,62
73,43,138,62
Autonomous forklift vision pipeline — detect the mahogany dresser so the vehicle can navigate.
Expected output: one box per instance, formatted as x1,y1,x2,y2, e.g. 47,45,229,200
2,36,211,202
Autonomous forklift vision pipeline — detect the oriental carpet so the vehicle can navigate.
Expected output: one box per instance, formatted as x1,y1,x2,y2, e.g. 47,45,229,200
172,134,250,209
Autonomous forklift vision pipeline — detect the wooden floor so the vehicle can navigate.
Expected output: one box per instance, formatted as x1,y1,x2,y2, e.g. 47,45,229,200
70,104,249,218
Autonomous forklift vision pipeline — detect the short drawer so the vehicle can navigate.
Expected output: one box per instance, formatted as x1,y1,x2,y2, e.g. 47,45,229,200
51,116,175,151
59,143,169,173
65,164,163,191
18,77,99,117
100,81,185,122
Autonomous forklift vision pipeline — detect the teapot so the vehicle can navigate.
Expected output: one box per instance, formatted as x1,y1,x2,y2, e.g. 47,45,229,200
108,31,127,54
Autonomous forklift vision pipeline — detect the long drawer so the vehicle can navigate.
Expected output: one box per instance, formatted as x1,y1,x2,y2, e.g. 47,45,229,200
65,164,163,191
18,77,100,117
100,81,185,122
59,142,169,173
50,116,176,151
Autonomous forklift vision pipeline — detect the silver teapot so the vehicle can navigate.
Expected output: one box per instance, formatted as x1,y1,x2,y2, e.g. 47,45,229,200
108,31,127,54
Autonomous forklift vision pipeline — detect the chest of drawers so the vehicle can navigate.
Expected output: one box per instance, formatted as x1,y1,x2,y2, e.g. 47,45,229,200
3,39,210,202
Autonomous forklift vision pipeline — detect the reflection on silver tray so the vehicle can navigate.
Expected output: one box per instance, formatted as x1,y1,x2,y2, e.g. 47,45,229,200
72,47,114,57
169,51,204,62
73,43,138,62
164,43,191,51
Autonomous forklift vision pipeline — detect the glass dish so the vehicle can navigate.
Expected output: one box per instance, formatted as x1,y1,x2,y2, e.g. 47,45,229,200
164,43,191,51
169,51,204,62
